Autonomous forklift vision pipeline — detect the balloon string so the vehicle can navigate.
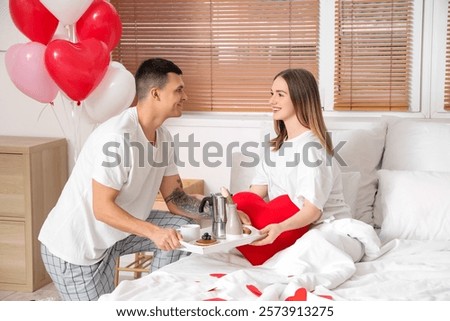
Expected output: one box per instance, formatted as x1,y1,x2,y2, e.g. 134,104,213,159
71,101,81,162
59,94,73,133
37,104,49,122
37,102,69,143
49,104,69,144
66,24,77,43
59,94,78,164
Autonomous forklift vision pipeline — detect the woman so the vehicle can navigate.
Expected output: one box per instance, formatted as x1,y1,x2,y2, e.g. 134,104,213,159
248,68,357,256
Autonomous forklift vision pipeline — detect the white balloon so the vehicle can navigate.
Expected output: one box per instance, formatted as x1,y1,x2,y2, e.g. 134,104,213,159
40,0,94,26
110,61,126,70
84,62,136,123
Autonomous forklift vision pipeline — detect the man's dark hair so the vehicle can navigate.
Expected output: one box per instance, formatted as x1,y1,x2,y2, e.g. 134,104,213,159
135,58,183,100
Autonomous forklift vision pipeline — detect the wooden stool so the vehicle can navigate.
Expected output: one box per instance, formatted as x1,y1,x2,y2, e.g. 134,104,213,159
114,252,153,287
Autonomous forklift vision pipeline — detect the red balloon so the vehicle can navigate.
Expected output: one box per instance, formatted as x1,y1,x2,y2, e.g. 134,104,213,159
75,0,122,51
44,39,110,102
9,0,58,45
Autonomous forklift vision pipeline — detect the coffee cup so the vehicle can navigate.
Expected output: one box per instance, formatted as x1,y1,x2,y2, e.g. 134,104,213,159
180,224,201,242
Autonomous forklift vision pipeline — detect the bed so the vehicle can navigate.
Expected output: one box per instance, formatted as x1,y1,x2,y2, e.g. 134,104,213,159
100,238,450,301
100,117,450,301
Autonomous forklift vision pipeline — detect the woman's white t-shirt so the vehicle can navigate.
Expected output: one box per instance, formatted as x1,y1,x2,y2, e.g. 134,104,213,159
251,130,350,224
39,107,178,265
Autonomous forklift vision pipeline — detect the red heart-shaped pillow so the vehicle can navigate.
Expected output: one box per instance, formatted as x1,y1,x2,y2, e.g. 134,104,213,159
233,192,310,265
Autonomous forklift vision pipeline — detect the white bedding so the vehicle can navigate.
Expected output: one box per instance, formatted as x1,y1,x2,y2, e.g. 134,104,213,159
101,238,450,301
98,218,449,301
316,239,450,300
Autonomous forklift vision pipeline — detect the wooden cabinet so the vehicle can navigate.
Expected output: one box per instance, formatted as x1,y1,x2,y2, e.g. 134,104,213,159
152,179,204,211
0,136,68,292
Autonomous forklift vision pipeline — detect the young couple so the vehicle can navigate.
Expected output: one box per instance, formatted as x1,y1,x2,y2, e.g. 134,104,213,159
39,58,360,301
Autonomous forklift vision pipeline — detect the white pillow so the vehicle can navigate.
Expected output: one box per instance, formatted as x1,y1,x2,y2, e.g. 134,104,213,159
229,152,257,194
341,171,361,218
330,123,386,225
374,169,450,242
382,117,450,172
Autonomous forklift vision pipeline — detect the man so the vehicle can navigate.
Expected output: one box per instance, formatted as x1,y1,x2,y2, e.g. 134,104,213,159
39,58,206,300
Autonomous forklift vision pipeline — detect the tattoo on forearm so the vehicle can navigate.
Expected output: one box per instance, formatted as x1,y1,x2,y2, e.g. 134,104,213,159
165,188,209,216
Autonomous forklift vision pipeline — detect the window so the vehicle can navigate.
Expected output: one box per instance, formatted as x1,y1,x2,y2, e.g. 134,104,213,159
111,0,447,116
333,0,413,111
111,0,319,112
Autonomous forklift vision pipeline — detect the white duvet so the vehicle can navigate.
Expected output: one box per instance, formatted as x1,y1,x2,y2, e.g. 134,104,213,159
317,239,450,300
100,219,450,301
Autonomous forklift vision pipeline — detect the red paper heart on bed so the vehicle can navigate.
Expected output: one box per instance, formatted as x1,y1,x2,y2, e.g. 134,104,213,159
233,192,310,265
246,284,263,297
210,273,226,278
285,287,307,301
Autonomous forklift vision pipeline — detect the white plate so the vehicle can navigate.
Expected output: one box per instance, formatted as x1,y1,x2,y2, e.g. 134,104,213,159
179,225,263,254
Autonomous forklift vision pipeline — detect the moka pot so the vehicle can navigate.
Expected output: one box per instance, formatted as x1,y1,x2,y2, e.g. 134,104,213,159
199,193,227,239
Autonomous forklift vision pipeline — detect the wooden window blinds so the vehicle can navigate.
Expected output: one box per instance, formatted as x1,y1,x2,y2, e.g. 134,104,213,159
334,0,413,111
110,0,319,112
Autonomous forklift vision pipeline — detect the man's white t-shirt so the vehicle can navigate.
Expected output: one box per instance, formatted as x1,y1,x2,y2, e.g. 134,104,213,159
39,107,178,265
251,130,350,224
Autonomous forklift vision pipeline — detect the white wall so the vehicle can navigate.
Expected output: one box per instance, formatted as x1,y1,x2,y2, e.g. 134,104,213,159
164,115,273,194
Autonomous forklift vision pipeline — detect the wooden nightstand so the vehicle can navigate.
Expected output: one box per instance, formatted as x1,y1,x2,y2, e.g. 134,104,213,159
0,136,68,292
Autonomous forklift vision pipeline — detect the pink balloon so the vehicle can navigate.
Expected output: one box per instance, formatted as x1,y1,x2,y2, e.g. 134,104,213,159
5,42,59,103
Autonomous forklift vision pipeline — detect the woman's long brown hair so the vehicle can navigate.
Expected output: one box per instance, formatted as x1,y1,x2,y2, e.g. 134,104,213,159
270,68,333,155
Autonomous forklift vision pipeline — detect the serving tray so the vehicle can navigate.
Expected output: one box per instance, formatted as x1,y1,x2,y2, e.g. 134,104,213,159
179,225,263,254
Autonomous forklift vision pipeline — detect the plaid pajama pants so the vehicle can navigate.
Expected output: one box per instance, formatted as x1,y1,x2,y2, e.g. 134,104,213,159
40,210,194,301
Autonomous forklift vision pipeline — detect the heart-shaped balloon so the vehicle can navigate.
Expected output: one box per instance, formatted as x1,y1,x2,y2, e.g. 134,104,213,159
9,0,58,44
76,0,122,51
233,192,310,265
40,0,93,26
44,38,110,102
84,61,135,123
5,42,59,103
